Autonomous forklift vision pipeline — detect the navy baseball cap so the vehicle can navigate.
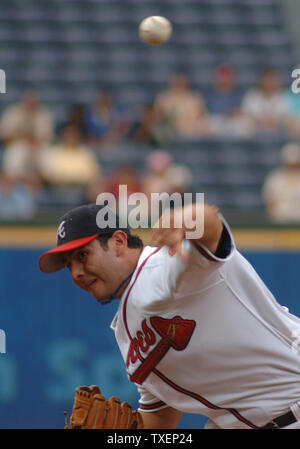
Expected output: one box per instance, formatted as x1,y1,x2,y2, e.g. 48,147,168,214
38,204,130,274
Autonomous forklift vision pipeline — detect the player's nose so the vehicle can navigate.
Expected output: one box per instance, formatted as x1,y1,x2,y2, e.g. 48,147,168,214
69,260,85,284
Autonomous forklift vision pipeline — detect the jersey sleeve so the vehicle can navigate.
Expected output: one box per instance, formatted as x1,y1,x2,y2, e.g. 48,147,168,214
192,216,235,264
137,384,169,413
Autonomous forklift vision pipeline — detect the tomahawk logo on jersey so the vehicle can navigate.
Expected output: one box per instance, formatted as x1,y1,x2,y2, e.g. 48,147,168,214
126,316,196,384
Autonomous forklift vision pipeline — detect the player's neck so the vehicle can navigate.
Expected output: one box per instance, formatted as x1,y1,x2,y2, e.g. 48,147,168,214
117,247,143,298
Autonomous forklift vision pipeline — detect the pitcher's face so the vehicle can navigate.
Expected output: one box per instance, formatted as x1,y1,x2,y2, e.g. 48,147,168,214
63,238,123,302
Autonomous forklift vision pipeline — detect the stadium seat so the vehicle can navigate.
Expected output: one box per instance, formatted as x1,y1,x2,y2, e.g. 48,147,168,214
53,6,89,23
230,189,264,209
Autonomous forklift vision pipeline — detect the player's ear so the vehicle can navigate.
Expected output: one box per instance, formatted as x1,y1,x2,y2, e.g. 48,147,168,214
111,231,129,255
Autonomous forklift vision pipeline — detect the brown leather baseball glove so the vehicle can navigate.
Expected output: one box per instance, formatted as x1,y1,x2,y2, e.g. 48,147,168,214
64,385,144,429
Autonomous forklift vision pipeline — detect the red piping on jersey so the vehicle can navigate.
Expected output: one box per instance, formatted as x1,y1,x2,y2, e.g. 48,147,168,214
123,247,161,340
151,368,258,429
192,241,219,262
122,246,258,429
139,400,166,411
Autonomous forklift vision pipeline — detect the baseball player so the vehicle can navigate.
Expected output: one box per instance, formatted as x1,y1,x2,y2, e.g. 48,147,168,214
39,203,300,429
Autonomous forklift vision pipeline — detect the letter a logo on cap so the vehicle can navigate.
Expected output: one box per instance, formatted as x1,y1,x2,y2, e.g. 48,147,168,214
57,220,66,239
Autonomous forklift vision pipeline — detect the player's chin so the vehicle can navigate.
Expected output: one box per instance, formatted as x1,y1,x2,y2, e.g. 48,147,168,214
88,280,114,303
88,287,100,299
90,288,108,303
92,293,105,302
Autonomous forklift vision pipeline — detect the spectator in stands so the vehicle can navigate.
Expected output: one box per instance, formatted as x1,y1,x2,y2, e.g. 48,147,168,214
141,150,192,214
106,163,141,200
129,104,159,146
205,64,243,116
141,150,174,197
106,164,142,223
0,90,54,144
141,150,192,221
43,124,101,188
130,103,173,147
86,163,142,224
153,73,211,139
204,64,253,138
262,142,300,223
0,172,37,220
242,68,290,134
58,103,88,138
1,133,49,189
166,163,193,197
85,90,131,145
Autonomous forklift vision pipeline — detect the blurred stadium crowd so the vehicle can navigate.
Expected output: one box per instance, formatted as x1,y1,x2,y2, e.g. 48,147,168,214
1,0,300,224
1,68,300,223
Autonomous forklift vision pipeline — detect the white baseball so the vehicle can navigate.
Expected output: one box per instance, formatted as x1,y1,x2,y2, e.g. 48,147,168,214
139,16,172,46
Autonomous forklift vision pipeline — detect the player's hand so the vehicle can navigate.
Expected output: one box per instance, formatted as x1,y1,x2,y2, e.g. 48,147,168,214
150,208,189,261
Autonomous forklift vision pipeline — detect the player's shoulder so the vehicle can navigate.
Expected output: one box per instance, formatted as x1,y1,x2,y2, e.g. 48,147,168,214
136,245,169,268
124,245,180,313
136,243,193,272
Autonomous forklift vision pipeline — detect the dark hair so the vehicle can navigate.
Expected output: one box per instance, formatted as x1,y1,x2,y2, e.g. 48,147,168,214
97,232,144,250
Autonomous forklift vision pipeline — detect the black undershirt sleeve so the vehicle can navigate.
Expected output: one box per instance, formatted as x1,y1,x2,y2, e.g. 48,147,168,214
214,225,232,259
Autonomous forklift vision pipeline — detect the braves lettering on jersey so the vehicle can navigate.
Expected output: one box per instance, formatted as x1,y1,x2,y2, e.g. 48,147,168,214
110,220,300,429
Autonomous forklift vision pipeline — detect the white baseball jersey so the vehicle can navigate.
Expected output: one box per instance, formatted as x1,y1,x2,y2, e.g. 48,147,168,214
110,221,300,429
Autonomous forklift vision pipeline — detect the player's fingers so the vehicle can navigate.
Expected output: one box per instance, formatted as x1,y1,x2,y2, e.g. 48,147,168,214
168,247,176,256
167,236,189,261
169,241,188,261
